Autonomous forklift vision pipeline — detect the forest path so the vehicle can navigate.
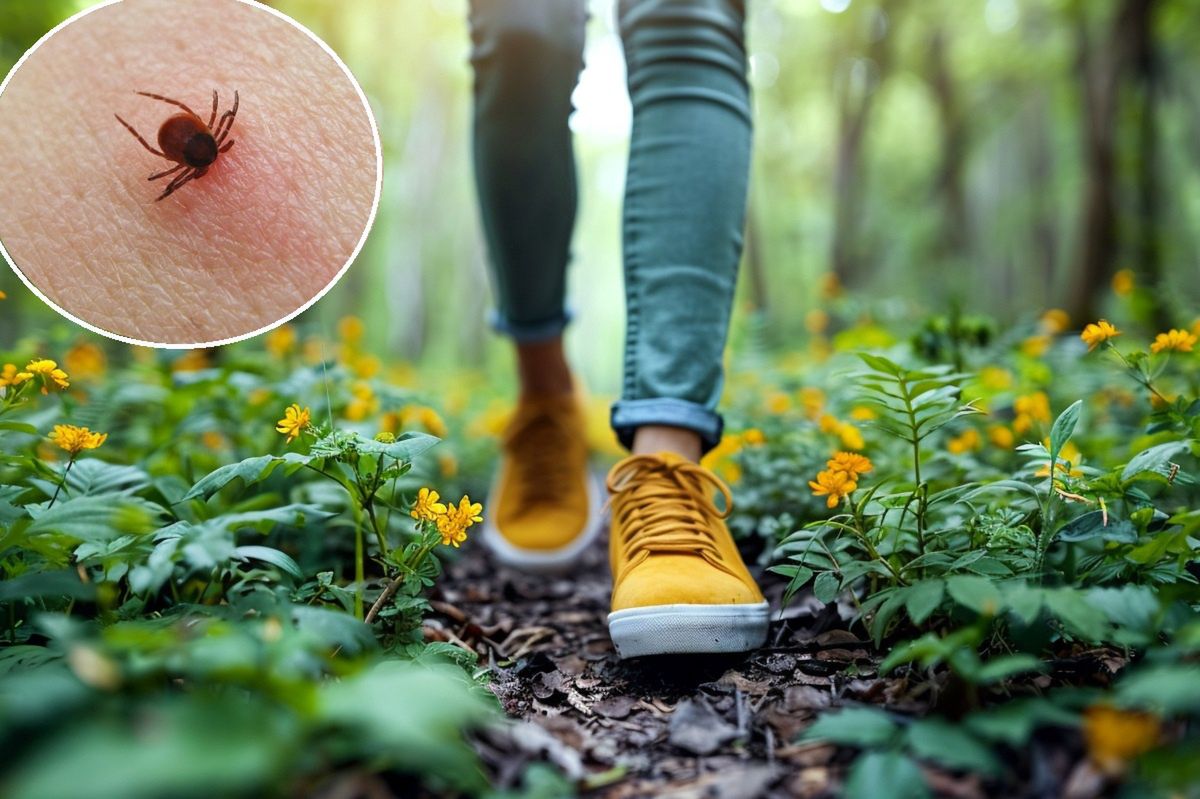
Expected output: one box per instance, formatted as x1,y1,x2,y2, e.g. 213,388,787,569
431,535,1001,798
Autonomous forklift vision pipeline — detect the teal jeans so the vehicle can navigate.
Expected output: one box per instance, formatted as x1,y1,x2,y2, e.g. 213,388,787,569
469,0,751,453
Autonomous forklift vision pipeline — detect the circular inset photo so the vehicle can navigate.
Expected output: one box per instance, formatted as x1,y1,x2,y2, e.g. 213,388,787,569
0,0,381,347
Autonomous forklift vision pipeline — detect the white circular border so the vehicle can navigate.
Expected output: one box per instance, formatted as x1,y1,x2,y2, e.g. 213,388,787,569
0,0,384,350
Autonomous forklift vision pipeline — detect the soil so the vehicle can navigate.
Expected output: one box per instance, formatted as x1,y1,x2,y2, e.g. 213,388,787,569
430,535,1118,798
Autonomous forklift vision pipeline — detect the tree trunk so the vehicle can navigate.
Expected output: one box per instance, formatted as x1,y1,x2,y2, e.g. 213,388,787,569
829,0,905,289
1064,0,1155,323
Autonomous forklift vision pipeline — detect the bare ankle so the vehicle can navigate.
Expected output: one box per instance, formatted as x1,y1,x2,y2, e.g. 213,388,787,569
515,337,574,397
631,425,703,463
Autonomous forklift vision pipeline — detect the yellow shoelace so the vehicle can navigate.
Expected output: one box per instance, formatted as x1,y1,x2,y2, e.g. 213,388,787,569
503,405,581,506
606,455,740,580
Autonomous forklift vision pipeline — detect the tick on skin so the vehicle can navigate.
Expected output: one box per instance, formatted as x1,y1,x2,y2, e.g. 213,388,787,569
114,90,239,201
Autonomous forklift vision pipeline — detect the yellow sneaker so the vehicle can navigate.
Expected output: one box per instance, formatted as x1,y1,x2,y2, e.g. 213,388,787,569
481,392,601,573
606,452,769,657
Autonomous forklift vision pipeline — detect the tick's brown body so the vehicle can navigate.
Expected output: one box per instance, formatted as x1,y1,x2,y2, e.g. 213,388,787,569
115,90,239,201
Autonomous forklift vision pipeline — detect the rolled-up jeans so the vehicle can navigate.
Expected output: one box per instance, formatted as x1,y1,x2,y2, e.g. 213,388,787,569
469,0,751,454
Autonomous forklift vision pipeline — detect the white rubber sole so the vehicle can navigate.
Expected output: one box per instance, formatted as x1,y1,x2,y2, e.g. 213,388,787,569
480,471,605,575
607,601,770,658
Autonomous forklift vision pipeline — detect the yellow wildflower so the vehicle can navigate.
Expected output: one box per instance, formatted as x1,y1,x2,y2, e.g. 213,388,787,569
1013,392,1051,435
1149,328,1197,354
400,405,448,438
818,413,839,434
1021,335,1050,358
809,469,857,509
764,391,792,414
805,309,829,334
436,495,483,548
827,451,872,477
349,353,381,379
265,325,297,358
1039,309,1070,335
49,424,107,456
1080,320,1120,351
1036,440,1083,478
799,387,826,419
947,428,982,455
836,421,864,451
820,273,842,299
1082,704,1160,775
849,405,876,421
987,425,1015,450
0,363,29,389
410,487,447,522
1111,269,1135,297
63,342,106,380
201,431,226,451
344,382,378,422
276,404,311,444
22,359,69,394
742,428,766,446
171,350,209,373
0,290,6,300
438,452,459,478
979,367,1013,392
337,315,365,344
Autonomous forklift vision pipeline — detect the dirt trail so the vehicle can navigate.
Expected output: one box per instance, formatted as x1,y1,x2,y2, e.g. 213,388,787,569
431,532,1010,798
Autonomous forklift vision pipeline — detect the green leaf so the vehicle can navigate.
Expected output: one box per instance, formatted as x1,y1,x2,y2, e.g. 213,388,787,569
1054,511,1137,543
946,575,1003,615
904,580,945,626
974,654,1046,685
1117,664,1200,714
1045,588,1108,642
182,453,312,501
233,545,302,579
1121,441,1191,482
801,707,900,747
844,751,930,799
813,571,841,604
1048,400,1083,467
0,421,38,435
907,719,1000,775
354,432,440,460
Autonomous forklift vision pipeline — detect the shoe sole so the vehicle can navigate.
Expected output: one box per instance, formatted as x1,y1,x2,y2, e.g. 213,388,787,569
480,471,605,575
607,601,770,657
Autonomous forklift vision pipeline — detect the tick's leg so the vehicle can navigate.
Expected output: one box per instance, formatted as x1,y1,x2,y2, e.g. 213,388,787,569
156,168,197,201
218,139,235,153
114,114,166,158
135,91,199,118
212,90,239,142
207,90,218,129
148,163,187,181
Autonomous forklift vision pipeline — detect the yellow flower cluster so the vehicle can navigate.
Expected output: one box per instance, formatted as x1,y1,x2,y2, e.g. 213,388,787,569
409,488,482,548
818,413,865,451
276,404,312,443
701,428,767,484
1082,704,1160,775
64,343,106,380
2,359,70,395
1012,391,1050,435
344,381,379,422
1080,320,1120,351
1149,328,1196,354
264,324,298,358
947,428,982,455
809,452,873,509
49,424,107,456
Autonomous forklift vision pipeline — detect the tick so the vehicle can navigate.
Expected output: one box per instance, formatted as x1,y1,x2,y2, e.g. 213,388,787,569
114,89,239,201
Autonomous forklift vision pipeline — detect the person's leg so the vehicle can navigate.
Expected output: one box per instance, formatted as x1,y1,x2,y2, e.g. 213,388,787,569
610,0,753,462
469,0,600,573
605,0,766,658
469,0,585,349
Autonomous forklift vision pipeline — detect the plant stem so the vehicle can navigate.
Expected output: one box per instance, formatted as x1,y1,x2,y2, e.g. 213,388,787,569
47,457,75,508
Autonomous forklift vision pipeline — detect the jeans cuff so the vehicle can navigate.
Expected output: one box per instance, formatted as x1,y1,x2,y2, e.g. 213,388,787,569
489,309,573,342
610,398,725,455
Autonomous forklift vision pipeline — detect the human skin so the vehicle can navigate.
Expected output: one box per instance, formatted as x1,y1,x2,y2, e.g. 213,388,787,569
0,0,378,345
